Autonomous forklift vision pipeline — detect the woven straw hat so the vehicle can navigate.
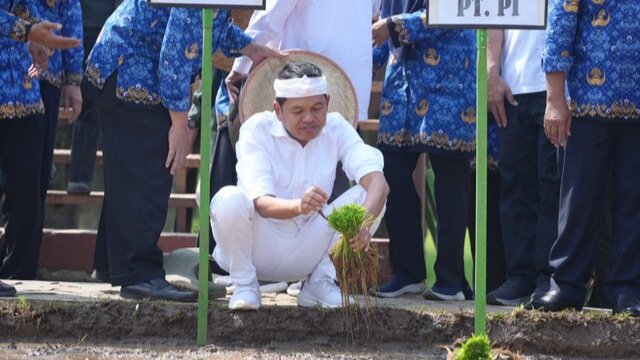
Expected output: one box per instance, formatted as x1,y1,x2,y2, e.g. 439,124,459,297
238,49,359,127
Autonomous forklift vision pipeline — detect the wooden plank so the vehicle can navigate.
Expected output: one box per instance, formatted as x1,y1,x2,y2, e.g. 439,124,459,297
53,149,202,169
359,119,380,132
46,190,197,208
372,81,382,94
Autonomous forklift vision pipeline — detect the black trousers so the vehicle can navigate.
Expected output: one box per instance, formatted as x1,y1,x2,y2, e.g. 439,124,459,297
39,81,61,198
93,74,172,286
551,118,640,303
68,27,102,185
497,92,559,283
0,114,46,279
382,152,426,282
468,169,506,294
430,154,471,289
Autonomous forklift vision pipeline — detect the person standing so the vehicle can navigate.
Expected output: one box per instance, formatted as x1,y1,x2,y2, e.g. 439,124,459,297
370,1,477,301
66,0,122,195
532,0,640,316
1,0,80,293
485,29,559,306
86,0,281,302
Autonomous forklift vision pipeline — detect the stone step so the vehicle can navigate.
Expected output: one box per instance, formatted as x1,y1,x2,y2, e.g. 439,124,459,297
45,190,197,208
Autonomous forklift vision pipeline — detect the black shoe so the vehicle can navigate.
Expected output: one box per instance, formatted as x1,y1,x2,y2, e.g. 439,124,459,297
612,295,640,317
67,182,91,195
0,280,16,297
487,277,534,306
527,289,583,312
530,276,551,303
121,278,197,302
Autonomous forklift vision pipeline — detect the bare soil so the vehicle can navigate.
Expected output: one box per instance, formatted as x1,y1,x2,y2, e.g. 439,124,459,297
1,300,638,359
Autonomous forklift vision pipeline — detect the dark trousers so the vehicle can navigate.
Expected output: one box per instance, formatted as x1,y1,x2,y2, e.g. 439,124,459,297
468,169,506,293
39,82,62,198
551,118,640,303
381,151,426,282
430,154,471,289
68,77,100,184
498,92,559,283
93,74,172,286
68,27,102,185
0,114,46,279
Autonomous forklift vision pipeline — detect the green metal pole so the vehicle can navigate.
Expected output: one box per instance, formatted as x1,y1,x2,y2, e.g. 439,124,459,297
475,29,488,335
197,8,213,346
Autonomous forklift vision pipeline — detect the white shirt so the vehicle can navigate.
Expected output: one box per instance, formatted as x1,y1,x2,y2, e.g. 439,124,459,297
232,0,379,121
501,30,547,95
236,111,383,227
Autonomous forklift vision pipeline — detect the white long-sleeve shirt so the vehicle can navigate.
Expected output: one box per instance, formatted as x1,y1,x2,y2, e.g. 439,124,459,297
233,0,380,121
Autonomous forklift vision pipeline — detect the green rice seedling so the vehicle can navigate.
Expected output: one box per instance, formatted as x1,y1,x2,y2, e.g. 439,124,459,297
325,204,381,308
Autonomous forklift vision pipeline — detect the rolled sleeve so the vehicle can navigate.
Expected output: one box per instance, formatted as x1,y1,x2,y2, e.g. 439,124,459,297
543,0,579,74
335,119,384,183
236,123,276,200
387,9,432,47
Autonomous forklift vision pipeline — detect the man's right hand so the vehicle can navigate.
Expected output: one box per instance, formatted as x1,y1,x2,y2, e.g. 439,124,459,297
488,72,518,128
225,70,247,106
28,21,80,49
298,186,328,216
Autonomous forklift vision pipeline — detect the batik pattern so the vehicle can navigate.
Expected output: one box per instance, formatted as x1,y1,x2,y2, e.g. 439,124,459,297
86,0,251,112
544,0,640,121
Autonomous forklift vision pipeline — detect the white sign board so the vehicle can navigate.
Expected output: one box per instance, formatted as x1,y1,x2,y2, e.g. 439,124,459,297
427,0,547,29
148,0,265,9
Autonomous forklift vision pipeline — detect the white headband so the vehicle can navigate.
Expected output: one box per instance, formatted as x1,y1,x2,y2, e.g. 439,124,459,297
273,75,328,98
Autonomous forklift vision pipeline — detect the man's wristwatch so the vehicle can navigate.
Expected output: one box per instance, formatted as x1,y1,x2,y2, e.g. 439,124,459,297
187,118,199,129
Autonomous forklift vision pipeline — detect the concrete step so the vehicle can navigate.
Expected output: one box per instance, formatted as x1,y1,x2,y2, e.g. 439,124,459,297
53,149,202,168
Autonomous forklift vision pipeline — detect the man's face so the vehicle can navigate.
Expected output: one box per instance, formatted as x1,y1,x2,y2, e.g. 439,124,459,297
273,94,330,146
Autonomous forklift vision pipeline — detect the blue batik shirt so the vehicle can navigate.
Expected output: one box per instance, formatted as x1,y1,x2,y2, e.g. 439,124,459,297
544,0,640,121
86,0,251,112
374,5,477,158
0,0,45,119
32,0,83,88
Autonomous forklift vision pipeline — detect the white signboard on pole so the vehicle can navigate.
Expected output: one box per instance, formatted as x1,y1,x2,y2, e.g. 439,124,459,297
148,0,265,9
427,0,547,29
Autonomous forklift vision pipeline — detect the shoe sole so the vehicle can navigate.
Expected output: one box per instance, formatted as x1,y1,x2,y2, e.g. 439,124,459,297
422,289,465,301
296,291,344,308
369,283,425,298
229,300,261,311
120,289,197,303
0,289,16,297
488,295,532,307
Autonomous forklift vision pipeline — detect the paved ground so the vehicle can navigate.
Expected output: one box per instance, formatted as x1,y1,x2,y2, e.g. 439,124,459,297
3,279,519,314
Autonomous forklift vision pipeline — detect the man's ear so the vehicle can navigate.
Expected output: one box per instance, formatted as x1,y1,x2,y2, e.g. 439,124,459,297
326,94,331,108
273,101,283,120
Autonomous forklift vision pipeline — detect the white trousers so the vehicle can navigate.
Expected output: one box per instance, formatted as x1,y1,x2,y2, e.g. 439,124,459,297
210,185,384,286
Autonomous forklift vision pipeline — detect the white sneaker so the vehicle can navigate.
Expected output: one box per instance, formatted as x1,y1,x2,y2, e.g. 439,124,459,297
297,279,345,308
220,277,288,295
228,281,261,310
287,281,303,297
422,288,465,301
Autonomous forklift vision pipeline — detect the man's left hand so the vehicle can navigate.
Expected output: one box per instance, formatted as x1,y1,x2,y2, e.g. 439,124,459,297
62,85,82,123
372,18,390,47
27,41,49,78
240,42,287,68
349,226,372,252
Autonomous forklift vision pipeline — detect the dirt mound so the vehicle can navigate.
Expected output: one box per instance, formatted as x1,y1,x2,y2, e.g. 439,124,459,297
0,300,638,359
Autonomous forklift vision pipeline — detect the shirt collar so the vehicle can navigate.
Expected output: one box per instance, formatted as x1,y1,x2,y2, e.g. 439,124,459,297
268,112,328,141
